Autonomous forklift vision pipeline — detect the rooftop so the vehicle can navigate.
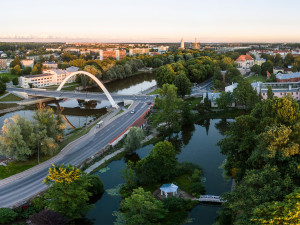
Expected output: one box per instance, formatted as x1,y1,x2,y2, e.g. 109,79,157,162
276,72,300,80
235,55,254,62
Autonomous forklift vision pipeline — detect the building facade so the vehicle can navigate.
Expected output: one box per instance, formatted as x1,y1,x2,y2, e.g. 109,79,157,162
21,59,34,68
128,48,149,56
235,55,254,75
0,59,13,69
19,66,78,88
99,50,126,60
42,61,58,69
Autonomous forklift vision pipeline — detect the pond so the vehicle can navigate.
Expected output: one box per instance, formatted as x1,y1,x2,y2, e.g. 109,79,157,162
86,119,232,225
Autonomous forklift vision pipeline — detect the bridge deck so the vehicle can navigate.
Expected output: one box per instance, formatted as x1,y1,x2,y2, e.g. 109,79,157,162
198,195,225,203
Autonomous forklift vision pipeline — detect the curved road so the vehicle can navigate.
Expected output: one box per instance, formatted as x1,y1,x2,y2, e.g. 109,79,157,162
0,101,152,208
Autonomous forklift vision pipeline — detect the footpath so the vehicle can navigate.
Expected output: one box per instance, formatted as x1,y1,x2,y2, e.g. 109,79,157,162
84,132,157,174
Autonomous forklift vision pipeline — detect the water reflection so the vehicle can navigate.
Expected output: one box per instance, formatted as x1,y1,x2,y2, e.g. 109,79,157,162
88,73,156,95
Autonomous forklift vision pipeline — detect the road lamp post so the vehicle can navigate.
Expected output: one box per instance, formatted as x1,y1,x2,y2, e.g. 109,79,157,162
37,141,43,164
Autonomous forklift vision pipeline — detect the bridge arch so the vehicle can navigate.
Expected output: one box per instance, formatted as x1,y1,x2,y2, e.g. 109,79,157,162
56,71,118,108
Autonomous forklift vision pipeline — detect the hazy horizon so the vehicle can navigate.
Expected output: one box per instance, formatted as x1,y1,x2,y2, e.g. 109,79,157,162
1,0,300,43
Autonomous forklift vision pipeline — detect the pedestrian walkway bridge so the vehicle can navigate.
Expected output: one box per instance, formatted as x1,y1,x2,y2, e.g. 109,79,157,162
197,195,225,203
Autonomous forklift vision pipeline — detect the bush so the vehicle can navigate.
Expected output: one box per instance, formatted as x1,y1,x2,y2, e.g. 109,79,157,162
14,205,36,220
0,208,17,224
86,175,104,203
163,197,186,211
32,196,46,212
30,209,69,225
12,77,19,85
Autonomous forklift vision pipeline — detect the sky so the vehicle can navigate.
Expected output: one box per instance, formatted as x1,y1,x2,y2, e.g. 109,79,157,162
1,0,300,43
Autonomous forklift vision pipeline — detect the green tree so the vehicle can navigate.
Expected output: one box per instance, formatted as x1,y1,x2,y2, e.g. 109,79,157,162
23,66,32,75
156,64,176,86
154,84,182,134
124,127,144,155
233,80,259,110
267,86,274,99
0,76,9,83
118,187,167,225
44,164,93,219
135,141,177,184
215,92,233,109
261,60,274,76
69,58,87,68
225,68,242,83
9,56,21,68
251,188,300,225
251,64,261,75
12,65,22,75
12,77,19,85
173,72,192,97
0,115,36,160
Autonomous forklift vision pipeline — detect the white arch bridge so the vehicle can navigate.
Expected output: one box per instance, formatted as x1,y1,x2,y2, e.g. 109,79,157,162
12,71,153,107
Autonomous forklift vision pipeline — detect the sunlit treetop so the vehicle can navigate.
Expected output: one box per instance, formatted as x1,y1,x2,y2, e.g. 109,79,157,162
44,164,81,184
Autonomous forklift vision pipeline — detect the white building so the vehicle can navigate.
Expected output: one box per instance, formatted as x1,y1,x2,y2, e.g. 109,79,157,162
42,61,58,69
254,58,266,66
19,66,78,88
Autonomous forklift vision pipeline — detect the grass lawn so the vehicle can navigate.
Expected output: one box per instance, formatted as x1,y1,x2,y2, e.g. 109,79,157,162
0,103,19,110
147,88,161,95
44,82,80,91
0,93,23,102
245,75,266,83
184,97,201,109
0,73,19,81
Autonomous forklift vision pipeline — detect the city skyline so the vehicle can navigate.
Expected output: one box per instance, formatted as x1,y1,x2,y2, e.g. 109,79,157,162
1,0,300,43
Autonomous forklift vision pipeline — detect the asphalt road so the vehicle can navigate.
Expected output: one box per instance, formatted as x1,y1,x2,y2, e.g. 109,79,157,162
191,78,213,96
0,101,152,208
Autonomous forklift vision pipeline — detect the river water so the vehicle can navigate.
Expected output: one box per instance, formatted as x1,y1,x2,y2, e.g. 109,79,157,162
0,73,156,132
86,119,232,225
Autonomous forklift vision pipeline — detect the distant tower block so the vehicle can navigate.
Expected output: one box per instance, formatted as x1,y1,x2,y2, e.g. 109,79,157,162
192,37,200,50
178,37,185,50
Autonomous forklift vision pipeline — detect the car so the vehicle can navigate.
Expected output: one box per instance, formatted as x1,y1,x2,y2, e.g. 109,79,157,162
130,109,135,114
147,101,151,105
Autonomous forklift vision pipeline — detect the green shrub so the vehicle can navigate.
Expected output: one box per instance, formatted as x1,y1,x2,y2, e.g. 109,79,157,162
0,208,17,224
14,205,36,220
86,175,104,203
163,197,185,211
32,196,46,211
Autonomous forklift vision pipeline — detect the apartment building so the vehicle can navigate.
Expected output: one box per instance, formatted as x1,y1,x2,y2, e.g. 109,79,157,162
98,50,126,60
19,66,78,88
42,61,58,69
254,82,300,100
0,59,13,69
129,48,149,56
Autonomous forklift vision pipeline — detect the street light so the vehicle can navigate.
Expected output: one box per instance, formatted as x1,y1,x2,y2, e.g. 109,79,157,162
37,141,43,164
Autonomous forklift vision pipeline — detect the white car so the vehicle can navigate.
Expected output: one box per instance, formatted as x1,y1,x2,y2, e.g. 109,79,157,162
130,109,135,114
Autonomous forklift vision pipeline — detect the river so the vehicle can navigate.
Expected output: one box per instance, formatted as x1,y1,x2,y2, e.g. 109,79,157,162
86,119,232,225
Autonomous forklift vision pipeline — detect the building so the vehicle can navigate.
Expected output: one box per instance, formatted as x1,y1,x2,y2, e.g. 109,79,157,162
21,59,34,68
98,50,126,60
235,55,254,75
276,72,300,82
192,38,200,50
254,58,266,66
0,59,13,69
27,54,53,61
254,81,300,100
42,61,58,69
128,48,149,56
273,67,284,74
19,66,78,88
178,38,185,50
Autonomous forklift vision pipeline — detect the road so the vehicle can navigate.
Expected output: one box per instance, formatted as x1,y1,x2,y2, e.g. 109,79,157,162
0,100,153,208
190,78,213,96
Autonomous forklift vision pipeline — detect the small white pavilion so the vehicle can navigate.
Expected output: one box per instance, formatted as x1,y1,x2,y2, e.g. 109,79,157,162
160,183,178,198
